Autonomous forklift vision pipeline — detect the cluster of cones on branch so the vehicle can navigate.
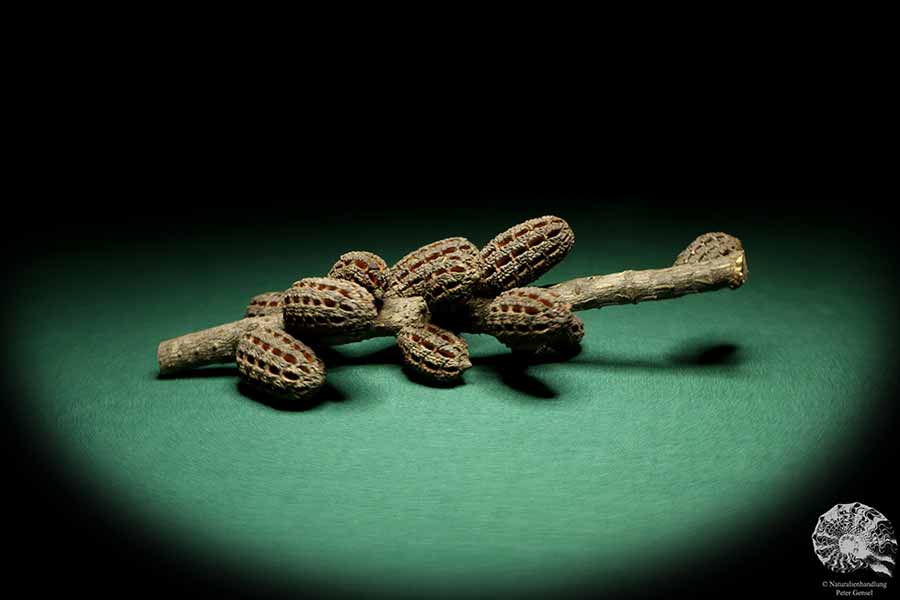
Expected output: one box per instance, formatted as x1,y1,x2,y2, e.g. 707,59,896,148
157,216,746,405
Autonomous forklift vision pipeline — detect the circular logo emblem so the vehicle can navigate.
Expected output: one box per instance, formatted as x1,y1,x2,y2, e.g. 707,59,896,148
812,502,897,576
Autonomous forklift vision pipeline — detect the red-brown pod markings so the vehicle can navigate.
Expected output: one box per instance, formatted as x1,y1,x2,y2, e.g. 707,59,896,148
327,251,389,300
245,291,285,317
396,323,472,382
478,216,575,295
484,287,574,350
388,237,482,305
282,277,377,339
236,327,326,401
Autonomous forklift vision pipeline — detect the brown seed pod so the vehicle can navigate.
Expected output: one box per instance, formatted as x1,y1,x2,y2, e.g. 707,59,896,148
478,215,575,295
387,237,482,305
236,327,326,401
674,232,744,266
245,291,285,317
327,251,389,300
484,287,574,350
548,313,585,349
282,277,377,339
517,314,585,357
396,323,472,382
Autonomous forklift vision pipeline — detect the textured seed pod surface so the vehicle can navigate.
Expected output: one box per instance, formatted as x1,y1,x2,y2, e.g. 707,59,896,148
283,277,377,339
245,291,285,317
485,287,574,349
674,232,744,266
551,313,585,348
388,237,482,305
519,314,585,356
478,216,575,295
236,328,326,401
397,323,472,382
327,251,389,300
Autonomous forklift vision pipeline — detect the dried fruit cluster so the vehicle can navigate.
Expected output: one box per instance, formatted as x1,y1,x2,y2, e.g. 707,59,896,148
156,217,747,405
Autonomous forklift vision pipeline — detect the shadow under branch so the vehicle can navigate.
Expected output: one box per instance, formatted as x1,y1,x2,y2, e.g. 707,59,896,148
154,340,746,405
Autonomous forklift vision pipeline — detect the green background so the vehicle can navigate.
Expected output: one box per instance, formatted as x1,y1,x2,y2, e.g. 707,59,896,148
10,206,896,597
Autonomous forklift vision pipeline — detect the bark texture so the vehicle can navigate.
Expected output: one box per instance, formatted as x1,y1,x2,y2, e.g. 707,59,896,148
157,252,745,374
158,296,429,375
548,252,746,310
158,314,281,376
